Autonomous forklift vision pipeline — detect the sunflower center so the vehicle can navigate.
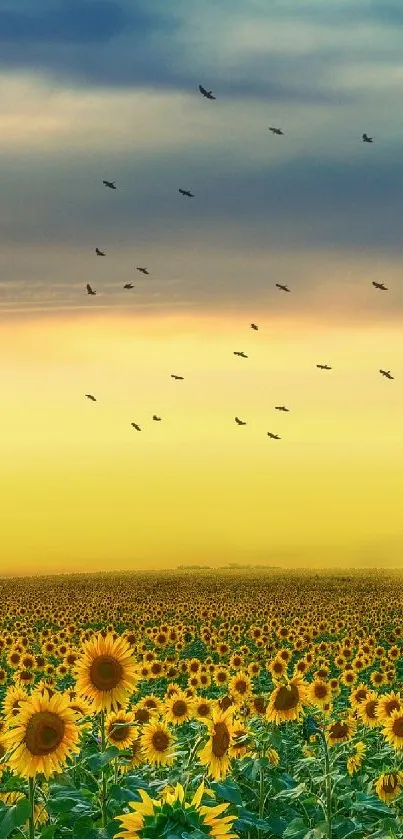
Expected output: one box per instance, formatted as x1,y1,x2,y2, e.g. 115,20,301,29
392,717,403,737
383,774,398,793
314,684,328,699
135,708,150,724
197,703,210,716
24,711,65,756
151,730,170,752
89,655,123,691
273,684,299,711
172,700,187,717
212,721,230,758
254,697,266,713
110,723,130,742
235,680,247,694
365,700,377,719
385,700,400,715
329,721,348,739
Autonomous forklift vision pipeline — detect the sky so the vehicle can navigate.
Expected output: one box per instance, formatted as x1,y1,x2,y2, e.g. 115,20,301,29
0,0,402,575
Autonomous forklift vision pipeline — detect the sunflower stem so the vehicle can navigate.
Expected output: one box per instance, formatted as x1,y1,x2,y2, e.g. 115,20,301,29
28,777,35,839
100,711,108,829
318,731,332,839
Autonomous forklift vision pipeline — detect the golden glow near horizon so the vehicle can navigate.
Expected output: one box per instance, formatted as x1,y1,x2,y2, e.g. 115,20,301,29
1,311,402,575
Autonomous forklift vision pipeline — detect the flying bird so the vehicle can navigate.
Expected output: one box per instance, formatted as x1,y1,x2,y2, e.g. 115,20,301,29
250,323,259,330
235,417,246,425
86,284,96,295
269,127,284,135
379,369,394,379
276,283,290,292
131,422,141,431
85,394,97,402
275,406,289,412
179,189,194,197
234,351,248,358
152,415,162,421
136,267,149,275
362,134,373,143
267,432,281,439
372,281,388,290
317,364,332,370
95,248,105,256
103,180,117,189
199,84,216,100
123,283,134,289
171,374,184,380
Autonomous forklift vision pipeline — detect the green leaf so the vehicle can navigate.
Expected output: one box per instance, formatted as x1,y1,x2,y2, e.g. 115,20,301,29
38,827,57,839
283,817,309,838
86,747,120,771
0,798,31,839
273,783,307,801
210,778,243,805
73,816,96,837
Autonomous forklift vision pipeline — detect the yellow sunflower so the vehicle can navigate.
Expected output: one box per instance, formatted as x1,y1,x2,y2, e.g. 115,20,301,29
120,735,144,772
140,720,176,766
347,741,366,775
266,678,307,725
191,696,214,722
2,689,81,778
356,692,380,729
106,711,137,750
75,633,138,712
376,691,401,724
164,691,192,726
382,710,403,750
2,685,30,720
375,771,403,803
308,679,332,709
326,716,356,746
229,671,252,703
198,706,235,780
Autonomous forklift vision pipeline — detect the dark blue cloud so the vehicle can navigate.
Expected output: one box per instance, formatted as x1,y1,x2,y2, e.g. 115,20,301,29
0,1,135,43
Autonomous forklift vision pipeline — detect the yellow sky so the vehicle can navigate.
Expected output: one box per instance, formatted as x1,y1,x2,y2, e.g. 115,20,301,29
0,310,402,575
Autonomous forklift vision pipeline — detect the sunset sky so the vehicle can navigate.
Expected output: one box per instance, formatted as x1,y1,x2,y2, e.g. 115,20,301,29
1,0,402,575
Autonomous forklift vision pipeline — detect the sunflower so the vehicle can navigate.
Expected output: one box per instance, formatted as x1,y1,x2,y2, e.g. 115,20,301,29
140,720,176,766
382,710,403,750
266,678,307,725
308,679,332,709
198,706,235,780
376,691,401,724
229,671,252,703
326,716,356,746
120,736,144,772
75,633,138,712
106,711,137,750
268,657,288,681
191,696,214,722
249,695,267,716
347,741,366,775
350,683,370,709
214,667,229,688
267,747,280,766
2,685,30,720
164,691,192,726
230,723,253,759
115,782,238,839
375,771,403,803
357,692,380,728
2,689,80,778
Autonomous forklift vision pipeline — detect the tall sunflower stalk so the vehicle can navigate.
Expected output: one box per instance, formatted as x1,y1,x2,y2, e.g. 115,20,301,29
99,711,108,829
28,777,35,839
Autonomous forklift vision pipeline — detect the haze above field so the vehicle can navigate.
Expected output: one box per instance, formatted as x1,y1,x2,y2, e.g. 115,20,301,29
0,0,402,574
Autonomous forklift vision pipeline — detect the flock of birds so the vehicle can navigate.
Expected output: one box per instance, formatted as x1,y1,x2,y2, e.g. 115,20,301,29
82,84,395,439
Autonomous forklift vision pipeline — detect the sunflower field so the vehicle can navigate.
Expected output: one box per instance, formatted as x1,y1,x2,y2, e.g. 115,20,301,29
0,569,402,839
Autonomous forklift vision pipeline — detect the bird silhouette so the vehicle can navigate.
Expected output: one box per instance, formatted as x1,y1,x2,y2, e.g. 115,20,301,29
250,323,258,330
131,422,141,431
85,394,97,402
379,369,394,379
372,281,388,290
267,432,281,439
171,374,184,380
123,283,134,289
276,283,290,292
103,180,117,189
95,248,105,256
275,406,289,412
235,417,246,425
317,364,332,370
86,284,96,295
179,189,194,197
234,351,248,358
199,84,216,100
136,267,149,275
152,415,162,421
362,134,373,143
269,127,284,135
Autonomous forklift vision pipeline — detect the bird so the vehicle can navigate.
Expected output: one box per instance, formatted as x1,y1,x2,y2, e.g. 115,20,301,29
103,180,117,189
95,248,105,256
199,84,216,100
250,323,258,330
131,422,141,431
269,127,284,135
123,283,134,289
317,364,332,370
276,283,290,292
267,432,281,439
235,417,246,425
171,374,184,380
379,369,394,380
152,415,162,421
234,351,248,358
362,134,373,143
136,267,149,275
179,189,194,197
275,406,289,412
85,394,97,402
372,281,388,290
86,283,96,295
